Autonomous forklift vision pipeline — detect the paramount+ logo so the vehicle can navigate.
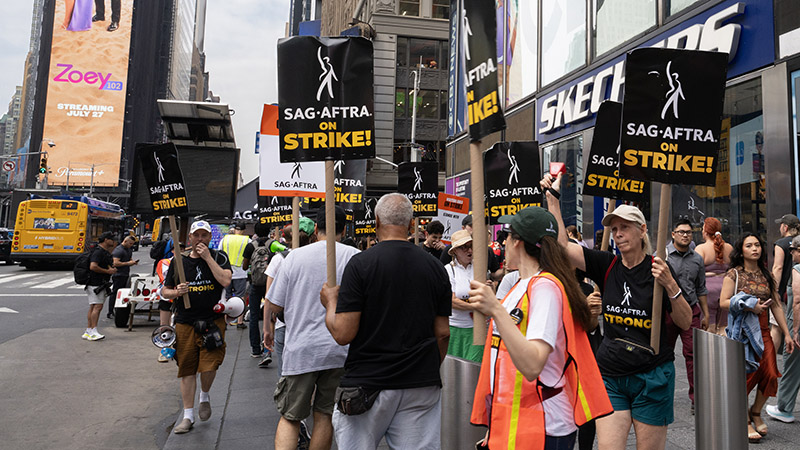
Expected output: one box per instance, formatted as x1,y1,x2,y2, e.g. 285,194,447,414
52,63,123,91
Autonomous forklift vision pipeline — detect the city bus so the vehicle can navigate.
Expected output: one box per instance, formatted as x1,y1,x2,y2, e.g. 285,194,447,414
11,195,125,268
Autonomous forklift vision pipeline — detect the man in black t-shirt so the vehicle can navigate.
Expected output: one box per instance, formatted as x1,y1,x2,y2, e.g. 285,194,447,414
161,220,232,434
108,235,138,319
83,232,117,341
320,193,451,448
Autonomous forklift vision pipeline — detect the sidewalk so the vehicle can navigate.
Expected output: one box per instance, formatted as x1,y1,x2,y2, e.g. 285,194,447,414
162,325,800,450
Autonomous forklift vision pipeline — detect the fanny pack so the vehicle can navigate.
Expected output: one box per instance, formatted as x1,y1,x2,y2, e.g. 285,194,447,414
193,318,224,350
604,337,655,368
335,386,381,416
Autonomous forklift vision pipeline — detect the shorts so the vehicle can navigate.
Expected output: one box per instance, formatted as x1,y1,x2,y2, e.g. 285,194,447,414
86,286,107,305
158,299,172,312
174,316,227,378
603,362,675,426
274,368,344,420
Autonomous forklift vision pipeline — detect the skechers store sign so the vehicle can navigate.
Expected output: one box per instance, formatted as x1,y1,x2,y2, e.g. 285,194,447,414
536,1,774,142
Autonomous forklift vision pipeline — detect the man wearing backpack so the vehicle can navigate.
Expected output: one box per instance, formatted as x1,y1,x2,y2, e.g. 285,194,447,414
82,232,118,341
242,222,277,361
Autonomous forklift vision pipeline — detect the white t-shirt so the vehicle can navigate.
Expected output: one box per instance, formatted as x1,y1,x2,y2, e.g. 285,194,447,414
266,253,286,330
446,260,474,328
490,275,576,437
496,270,521,301
267,241,360,376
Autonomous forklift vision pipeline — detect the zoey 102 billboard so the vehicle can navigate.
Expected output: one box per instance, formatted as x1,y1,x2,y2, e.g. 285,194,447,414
39,0,134,187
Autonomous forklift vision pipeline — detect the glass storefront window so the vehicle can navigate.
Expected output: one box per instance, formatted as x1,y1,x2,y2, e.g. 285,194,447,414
593,0,656,57
415,89,440,119
667,0,706,17
399,0,420,17
432,0,449,19
541,0,586,86
396,88,407,118
543,135,584,233
676,78,766,241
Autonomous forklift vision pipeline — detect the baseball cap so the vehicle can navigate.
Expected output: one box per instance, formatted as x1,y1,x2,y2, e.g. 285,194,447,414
190,220,212,234
448,229,473,255
298,217,315,235
775,214,800,228
233,221,247,230
601,204,647,227
462,215,473,227
498,206,558,245
316,205,348,234
790,235,800,250
98,231,117,243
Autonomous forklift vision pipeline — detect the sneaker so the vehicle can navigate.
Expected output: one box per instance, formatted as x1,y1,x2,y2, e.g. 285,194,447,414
766,404,795,423
82,332,91,340
198,401,211,421
173,418,193,434
92,15,104,22
298,420,311,450
251,350,262,358
158,353,169,363
236,322,247,329
258,353,272,368
107,22,118,32
88,331,105,341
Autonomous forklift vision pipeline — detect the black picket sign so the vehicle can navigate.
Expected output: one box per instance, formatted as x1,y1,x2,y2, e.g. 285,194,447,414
484,142,542,225
463,0,506,141
398,162,439,217
619,48,728,186
257,196,293,228
302,159,367,210
353,197,377,236
583,101,649,203
137,143,189,216
278,36,375,162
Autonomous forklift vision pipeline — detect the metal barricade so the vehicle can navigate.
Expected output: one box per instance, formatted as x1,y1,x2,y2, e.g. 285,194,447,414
441,355,485,450
694,328,748,450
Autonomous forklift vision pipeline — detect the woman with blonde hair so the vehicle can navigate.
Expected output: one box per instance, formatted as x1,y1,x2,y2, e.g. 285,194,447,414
694,217,733,334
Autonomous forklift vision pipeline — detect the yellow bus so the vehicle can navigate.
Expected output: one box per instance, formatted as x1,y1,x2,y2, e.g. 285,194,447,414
11,195,125,268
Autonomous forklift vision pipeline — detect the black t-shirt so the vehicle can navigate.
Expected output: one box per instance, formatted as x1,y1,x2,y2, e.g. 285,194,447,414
582,247,677,376
439,245,500,273
775,236,793,299
418,241,443,260
165,249,232,324
88,246,114,286
242,242,255,260
337,240,452,390
111,244,133,278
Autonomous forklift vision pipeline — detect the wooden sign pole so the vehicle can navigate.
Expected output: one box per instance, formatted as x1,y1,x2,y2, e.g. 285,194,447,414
292,196,300,249
414,217,420,244
470,140,487,345
325,160,336,286
600,200,616,252
650,184,672,354
168,215,190,309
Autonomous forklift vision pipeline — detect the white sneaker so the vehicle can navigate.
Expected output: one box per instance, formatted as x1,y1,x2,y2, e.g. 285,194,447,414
88,331,105,341
766,404,795,423
81,332,91,340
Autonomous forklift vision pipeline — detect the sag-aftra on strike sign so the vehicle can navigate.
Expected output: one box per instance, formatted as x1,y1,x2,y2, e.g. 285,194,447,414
278,36,375,162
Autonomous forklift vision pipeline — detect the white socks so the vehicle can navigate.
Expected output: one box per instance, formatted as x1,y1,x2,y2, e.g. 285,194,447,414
184,408,194,423
199,391,210,403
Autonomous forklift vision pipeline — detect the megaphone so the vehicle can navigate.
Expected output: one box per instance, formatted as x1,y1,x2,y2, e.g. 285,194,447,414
152,325,176,348
213,296,245,318
269,240,287,253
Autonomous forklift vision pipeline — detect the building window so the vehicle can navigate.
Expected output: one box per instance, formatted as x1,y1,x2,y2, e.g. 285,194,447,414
397,37,408,67
415,90,440,119
541,0,586,86
432,0,449,19
395,88,407,117
593,0,656,57
399,0,420,17
667,0,706,17
409,39,439,68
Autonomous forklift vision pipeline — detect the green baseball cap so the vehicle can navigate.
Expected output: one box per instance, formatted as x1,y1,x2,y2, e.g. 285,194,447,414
298,217,316,235
498,206,558,244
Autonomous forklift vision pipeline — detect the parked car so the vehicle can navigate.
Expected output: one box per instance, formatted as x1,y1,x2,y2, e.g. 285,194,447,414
140,233,153,247
0,228,14,264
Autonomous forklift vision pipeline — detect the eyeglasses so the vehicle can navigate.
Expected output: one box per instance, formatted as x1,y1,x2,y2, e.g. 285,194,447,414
673,230,692,236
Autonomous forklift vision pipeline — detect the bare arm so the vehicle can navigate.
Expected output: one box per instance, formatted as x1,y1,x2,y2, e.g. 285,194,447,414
540,173,586,271
242,257,250,271
773,246,786,287
793,271,800,342
452,292,476,311
698,295,709,330
652,256,692,330
262,276,276,350
113,257,137,268
434,316,450,363
720,276,735,310
770,290,795,354
90,261,116,275
320,283,361,345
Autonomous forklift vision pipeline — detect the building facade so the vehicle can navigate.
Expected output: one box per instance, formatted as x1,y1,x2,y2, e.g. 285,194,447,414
446,0,800,249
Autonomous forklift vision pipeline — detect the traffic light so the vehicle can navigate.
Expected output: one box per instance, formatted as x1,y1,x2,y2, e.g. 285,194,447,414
39,156,47,174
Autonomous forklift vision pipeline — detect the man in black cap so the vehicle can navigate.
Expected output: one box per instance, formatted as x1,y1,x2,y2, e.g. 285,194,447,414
773,214,800,347
440,215,502,281
83,232,118,341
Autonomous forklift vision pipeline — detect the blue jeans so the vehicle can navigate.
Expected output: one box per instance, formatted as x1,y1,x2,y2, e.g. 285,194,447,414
248,283,266,354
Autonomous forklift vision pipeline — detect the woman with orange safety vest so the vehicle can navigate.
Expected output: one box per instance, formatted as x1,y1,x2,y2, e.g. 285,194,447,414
468,206,612,449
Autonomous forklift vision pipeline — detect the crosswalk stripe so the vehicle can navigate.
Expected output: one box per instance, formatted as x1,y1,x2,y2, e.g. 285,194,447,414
0,273,39,285
35,276,75,289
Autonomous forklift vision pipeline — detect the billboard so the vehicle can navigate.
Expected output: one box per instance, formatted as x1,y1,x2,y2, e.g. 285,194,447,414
40,0,134,187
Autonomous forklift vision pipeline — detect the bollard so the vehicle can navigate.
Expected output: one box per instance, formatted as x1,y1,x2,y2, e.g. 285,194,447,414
441,355,486,450
694,328,748,450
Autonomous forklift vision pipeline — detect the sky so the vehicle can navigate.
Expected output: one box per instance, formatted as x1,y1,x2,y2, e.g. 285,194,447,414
0,0,289,185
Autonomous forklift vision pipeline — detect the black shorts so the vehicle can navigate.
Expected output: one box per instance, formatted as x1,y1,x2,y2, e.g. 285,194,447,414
159,299,172,312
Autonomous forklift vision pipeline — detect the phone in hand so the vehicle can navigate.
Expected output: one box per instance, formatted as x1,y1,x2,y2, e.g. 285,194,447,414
549,162,566,177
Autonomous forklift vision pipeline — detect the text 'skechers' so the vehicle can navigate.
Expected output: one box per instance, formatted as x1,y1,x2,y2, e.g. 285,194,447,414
398,162,439,217
583,101,649,203
484,142,542,224
278,37,375,162
462,0,505,140
620,48,728,186
137,143,189,215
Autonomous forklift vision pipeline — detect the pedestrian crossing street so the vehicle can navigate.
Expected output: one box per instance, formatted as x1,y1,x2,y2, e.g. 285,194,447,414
0,272,85,289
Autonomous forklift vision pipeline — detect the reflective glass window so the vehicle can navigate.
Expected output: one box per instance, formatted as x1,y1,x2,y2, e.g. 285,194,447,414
396,88,407,118
399,0,420,17
668,0,706,17
543,135,584,230
506,0,537,105
397,37,409,67
432,0,450,19
541,0,586,86
414,89,440,119
593,0,656,57
409,39,438,68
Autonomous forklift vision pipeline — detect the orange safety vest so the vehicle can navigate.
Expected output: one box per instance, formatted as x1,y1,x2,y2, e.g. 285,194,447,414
470,272,612,450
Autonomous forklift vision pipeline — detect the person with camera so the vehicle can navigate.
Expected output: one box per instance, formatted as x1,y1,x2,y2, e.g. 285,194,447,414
108,235,138,319
82,231,118,341
160,220,233,435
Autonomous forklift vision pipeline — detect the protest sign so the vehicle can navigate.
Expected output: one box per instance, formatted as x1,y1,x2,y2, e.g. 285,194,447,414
257,196,293,228
435,193,470,245
301,159,366,209
484,142,542,224
277,36,375,162
353,197,377,236
583,101,649,203
398,162,439,217
137,143,189,216
619,48,728,186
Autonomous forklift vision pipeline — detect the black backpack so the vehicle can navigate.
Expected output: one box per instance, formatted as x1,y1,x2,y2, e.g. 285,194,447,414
150,239,167,260
74,248,96,285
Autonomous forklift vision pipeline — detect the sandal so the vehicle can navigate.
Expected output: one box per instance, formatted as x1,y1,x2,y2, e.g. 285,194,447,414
748,424,762,443
751,410,768,436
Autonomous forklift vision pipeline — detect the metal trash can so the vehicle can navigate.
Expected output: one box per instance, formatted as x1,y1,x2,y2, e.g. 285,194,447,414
694,328,748,450
441,355,486,450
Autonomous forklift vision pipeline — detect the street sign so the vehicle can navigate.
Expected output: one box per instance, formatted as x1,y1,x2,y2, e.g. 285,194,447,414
2,160,16,172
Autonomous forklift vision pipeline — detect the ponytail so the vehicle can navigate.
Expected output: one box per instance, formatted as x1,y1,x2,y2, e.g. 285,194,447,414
704,217,725,264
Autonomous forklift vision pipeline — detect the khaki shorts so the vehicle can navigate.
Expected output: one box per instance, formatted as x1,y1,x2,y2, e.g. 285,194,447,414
274,368,344,420
174,317,226,378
